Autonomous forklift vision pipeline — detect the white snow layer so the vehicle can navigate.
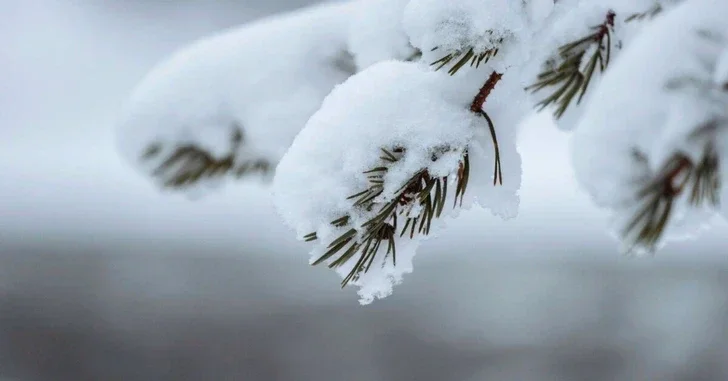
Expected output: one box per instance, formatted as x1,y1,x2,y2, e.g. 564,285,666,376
403,0,532,70
572,0,728,253
115,1,359,195
273,60,520,303
346,0,416,70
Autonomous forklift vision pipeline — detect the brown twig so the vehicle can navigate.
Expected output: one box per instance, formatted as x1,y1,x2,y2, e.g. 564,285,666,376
662,156,692,197
471,71,504,185
471,71,503,112
623,149,720,252
598,11,616,40
527,10,616,118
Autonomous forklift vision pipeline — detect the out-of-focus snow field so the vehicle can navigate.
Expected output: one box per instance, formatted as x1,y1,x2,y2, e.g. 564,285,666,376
1,1,728,380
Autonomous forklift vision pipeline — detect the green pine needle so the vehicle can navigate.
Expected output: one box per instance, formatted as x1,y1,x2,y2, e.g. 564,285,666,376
622,147,720,252
141,128,270,189
689,147,720,206
526,11,615,119
305,146,471,287
480,111,503,186
625,4,663,23
430,43,502,76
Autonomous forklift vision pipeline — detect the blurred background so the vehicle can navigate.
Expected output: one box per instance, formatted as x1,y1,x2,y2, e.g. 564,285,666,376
2,1,728,380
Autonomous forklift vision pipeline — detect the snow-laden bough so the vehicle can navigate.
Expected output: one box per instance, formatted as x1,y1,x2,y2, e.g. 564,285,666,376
115,1,360,196
572,0,728,254
115,0,728,304
272,61,520,304
523,0,686,130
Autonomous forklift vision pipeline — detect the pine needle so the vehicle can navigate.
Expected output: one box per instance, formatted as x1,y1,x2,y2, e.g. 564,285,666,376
430,38,503,76
142,127,270,189
304,146,470,287
526,11,615,119
622,147,720,252
625,4,663,23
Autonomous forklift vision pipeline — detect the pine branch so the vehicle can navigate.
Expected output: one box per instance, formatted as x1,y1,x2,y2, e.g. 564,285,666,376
471,71,504,185
305,70,505,287
141,127,271,189
622,146,720,252
430,35,504,75
527,11,616,119
306,146,469,287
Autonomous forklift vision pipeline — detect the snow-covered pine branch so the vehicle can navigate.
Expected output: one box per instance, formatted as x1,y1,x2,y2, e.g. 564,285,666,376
116,0,413,196
573,0,728,254
117,0,728,304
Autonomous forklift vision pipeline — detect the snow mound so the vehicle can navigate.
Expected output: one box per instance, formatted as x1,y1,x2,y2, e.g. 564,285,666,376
346,0,417,70
404,0,526,54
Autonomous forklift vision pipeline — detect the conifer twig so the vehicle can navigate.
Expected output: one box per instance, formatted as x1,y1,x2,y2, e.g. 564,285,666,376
431,46,501,76
622,146,720,252
471,71,504,185
305,69,506,287
527,11,616,118
141,127,270,189
306,146,469,287
430,33,504,75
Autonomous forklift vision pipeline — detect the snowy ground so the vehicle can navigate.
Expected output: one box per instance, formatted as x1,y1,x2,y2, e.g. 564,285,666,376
1,0,728,380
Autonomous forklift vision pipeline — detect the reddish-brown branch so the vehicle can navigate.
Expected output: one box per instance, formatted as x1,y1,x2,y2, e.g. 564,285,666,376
470,71,503,113
594,11,616,42
470,70,504,186
664,156,693,196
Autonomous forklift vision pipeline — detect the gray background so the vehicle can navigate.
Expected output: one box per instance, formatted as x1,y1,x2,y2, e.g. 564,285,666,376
2,1,728,380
